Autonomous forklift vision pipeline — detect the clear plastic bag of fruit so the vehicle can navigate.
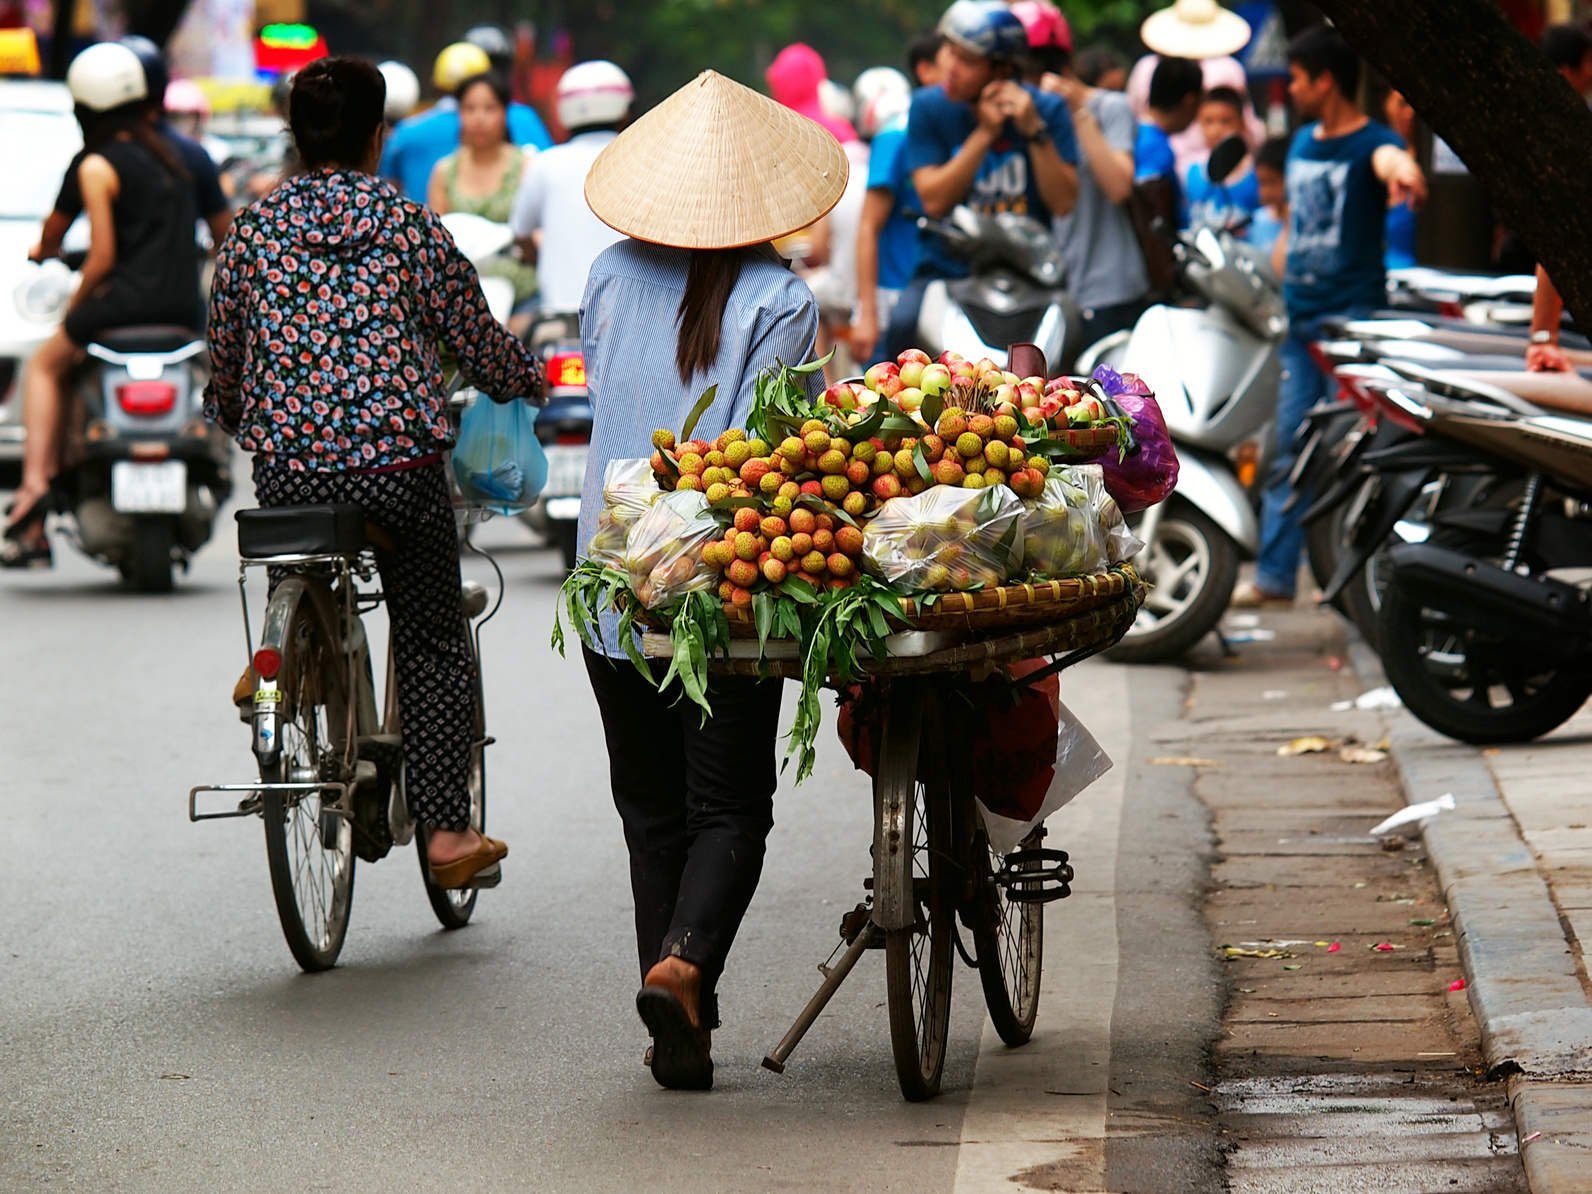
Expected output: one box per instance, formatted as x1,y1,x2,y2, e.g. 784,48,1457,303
587,457,660,567
620,489,722,609
1022,465,1143,577
860,483,1025,592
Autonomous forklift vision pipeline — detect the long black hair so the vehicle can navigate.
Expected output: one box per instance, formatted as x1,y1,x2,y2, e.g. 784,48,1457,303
77,99,188,180
676,249,746,384
455,72,512,143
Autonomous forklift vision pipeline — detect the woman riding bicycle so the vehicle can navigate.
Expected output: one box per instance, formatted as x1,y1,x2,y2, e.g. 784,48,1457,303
203,57,544,889
4,42,201,568
578,70,843,1089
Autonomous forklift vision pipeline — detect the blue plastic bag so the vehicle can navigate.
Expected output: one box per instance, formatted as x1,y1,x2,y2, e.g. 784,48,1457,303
451,396,548,515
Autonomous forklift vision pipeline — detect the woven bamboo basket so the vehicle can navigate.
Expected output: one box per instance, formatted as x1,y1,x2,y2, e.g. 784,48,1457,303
633,565,1139,637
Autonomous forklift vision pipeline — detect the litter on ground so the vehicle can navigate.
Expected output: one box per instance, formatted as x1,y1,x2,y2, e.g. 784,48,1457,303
1370,793,1456,837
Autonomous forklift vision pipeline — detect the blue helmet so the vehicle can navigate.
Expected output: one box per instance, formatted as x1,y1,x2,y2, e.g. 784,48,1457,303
938,1,1029,62
118,34,167,104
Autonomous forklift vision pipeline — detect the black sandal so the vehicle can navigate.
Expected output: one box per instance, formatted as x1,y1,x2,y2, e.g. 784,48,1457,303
635,986,713,1091
0,535,51,569
3,492,50,543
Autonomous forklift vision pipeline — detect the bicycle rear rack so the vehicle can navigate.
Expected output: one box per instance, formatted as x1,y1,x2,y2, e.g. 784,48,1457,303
188,781,350,822
993,847,1074,904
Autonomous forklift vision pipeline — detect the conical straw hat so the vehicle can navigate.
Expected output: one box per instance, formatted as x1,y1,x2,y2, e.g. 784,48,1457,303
585,70,849,251
1140,0,1250,60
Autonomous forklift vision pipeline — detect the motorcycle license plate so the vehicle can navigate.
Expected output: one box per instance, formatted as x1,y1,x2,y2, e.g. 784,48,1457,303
543,445,587,497
112,460,187,513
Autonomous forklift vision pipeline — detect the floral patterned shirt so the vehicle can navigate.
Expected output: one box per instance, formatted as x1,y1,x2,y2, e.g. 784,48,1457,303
203,169,543,470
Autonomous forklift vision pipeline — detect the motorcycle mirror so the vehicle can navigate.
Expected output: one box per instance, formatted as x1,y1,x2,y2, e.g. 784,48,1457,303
1207,135,1247,185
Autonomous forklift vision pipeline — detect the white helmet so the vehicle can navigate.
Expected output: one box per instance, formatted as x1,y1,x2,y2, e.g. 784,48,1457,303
556,60,633,131
818,77,855,124
853,66,912,139
67,42,148,113
378,61,420,123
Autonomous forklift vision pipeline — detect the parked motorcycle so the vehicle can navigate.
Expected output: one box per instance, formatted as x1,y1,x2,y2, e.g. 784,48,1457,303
1079,205,1287,662
1309,358,1592,740
913,206,1082,374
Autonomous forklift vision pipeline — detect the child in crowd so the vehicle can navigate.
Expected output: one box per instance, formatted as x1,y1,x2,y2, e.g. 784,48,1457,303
1248,136,1289,257
1182,85,1259,229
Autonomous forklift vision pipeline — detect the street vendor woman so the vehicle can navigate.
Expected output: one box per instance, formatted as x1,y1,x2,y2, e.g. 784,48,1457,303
577,70,844,1090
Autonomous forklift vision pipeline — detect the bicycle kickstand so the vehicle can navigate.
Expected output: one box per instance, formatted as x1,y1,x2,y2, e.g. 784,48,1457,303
761,922,878,1074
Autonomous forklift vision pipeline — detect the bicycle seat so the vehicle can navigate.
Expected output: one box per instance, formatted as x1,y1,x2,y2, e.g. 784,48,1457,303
1443,370,1592,418
236,505,369,558
89,325,203,354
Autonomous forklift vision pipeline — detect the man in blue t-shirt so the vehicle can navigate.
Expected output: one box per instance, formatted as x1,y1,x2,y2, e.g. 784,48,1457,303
881,1,1078,360
1133,56,1201,231
1239,25,1426,607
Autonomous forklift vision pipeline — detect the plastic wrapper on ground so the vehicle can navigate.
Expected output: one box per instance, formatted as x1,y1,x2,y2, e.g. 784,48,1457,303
587,457,660,567
860,484,1025,593
1090,365,1180,514
619,489,721,609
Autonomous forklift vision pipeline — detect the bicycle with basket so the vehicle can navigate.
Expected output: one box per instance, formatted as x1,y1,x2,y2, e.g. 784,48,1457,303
555,343,1161,1100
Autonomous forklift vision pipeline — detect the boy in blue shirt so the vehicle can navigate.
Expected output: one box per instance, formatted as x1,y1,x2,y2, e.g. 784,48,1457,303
882,1,1078,360
1239,25,1426,607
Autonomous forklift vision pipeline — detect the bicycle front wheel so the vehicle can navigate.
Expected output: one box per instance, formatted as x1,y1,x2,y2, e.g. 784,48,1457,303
262,597,356,972
878,680,954,1102
973,829,1044,1046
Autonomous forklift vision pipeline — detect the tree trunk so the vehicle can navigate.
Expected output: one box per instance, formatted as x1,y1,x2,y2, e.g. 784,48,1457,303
1314,0,1592,333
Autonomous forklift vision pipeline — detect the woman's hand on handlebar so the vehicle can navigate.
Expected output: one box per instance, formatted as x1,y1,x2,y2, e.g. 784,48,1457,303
1526,342,1571,373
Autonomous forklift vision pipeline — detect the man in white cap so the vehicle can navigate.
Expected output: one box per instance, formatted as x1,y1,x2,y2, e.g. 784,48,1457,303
509,61,633,326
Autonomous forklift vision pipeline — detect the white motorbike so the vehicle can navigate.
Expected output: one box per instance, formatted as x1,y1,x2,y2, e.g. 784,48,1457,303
1080,170,1287,661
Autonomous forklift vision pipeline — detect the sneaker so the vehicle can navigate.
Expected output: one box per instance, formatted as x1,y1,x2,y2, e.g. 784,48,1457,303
1230,581,1294,609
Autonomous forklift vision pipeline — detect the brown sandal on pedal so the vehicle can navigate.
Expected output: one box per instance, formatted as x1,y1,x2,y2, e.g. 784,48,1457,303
426,833,508,889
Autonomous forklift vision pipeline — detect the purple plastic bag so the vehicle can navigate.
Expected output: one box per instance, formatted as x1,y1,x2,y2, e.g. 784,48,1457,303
1090,365,1179,513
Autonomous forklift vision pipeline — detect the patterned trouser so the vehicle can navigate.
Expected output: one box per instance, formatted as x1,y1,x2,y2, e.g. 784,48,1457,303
253,458,476,830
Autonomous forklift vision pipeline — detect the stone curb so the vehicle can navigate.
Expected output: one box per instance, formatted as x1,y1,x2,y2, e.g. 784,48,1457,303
1345,631,1592,1192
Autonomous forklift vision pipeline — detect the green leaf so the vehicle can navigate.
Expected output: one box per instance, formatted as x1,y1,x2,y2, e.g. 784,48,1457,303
779,575,818,603
657,449,681,478
879,414,919,434
912,441,931,482
866,602,890,639
788,347,836,375
921,391,944,430
754,590,774,655
844,402,887,443
679,383,720,444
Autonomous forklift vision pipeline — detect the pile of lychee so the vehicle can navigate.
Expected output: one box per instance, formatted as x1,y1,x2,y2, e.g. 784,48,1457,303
701,504,866,606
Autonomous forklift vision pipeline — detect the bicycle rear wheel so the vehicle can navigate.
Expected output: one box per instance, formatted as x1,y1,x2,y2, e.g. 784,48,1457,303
262,597,356,972
417,723,486,928
973,829,1044,1046
879,680,954,1102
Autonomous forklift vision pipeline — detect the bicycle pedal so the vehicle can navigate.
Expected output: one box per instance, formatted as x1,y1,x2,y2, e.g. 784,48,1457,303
994,847,1074,904
463,864,501,889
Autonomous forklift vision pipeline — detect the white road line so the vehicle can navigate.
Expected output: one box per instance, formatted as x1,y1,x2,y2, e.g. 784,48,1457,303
952,661,1130,1194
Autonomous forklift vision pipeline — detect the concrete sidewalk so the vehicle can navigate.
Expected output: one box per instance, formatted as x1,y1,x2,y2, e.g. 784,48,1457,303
1351,636,1592,1193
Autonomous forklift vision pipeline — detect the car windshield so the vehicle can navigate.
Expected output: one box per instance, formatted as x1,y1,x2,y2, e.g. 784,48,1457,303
0,109,81,219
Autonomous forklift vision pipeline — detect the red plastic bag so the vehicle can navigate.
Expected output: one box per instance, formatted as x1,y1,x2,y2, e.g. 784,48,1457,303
837,661,1108,853
1090,365,1180,514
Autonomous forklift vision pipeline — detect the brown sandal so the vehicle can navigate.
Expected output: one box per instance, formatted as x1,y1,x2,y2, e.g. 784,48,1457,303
426,834,508,889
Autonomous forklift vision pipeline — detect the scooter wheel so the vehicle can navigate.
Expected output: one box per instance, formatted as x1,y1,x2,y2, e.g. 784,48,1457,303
1108,502,1239,664
1378,575,1592,743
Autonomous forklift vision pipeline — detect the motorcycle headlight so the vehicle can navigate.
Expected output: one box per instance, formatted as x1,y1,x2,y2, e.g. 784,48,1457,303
14,265,78,323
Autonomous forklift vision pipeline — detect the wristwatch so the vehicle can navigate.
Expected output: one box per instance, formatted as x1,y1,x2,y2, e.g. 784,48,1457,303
1531,329,1554,344
1029,122,1052,147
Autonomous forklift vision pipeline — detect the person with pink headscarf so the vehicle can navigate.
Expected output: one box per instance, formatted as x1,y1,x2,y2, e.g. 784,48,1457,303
767,44,865,379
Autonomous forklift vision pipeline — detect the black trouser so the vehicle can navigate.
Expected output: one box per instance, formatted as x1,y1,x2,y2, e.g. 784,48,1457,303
254,458,476,831
583,647,784,1028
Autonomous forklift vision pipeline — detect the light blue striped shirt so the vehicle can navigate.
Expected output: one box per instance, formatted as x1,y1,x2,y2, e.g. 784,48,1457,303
578,238,822,656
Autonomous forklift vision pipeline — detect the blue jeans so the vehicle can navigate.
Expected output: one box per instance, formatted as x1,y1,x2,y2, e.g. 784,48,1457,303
1255,308,1367,596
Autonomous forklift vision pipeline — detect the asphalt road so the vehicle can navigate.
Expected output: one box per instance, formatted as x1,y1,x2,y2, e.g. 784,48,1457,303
0,510,1221,1193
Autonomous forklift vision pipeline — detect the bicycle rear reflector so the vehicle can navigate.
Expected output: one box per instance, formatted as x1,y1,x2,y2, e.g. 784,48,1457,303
253,647,282,680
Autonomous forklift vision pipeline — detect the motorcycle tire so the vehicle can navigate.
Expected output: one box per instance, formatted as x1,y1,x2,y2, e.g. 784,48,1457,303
124,517,175,593
1378,576,1592,744
1108,502,1240,664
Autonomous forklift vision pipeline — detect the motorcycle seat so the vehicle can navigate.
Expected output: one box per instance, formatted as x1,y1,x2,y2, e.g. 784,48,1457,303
236,504,369,559
90,325,202,354
1445,370,1592,418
